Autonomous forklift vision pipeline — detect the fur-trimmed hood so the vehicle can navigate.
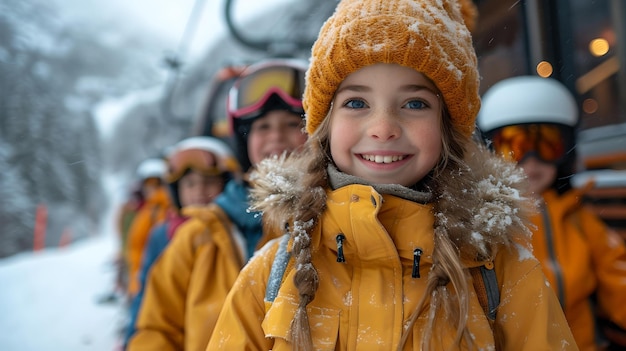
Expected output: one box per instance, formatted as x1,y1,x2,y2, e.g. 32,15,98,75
250,141,535,261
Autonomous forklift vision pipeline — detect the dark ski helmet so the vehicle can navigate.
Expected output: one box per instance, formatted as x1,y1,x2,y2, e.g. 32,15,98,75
226,58,308,171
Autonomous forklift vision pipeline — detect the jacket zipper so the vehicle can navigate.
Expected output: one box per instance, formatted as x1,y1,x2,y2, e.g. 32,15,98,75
336,233,346,263
412,248,423,278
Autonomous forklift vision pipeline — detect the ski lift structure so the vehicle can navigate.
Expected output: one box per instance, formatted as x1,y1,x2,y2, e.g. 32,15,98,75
190,0,335,147
223,0,319,57
159,0,210,126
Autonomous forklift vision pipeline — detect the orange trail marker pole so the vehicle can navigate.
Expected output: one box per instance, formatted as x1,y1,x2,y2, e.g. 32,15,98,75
33,204,48,251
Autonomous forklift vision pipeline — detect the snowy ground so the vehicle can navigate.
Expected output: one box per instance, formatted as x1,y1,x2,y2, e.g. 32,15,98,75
0,174,126,351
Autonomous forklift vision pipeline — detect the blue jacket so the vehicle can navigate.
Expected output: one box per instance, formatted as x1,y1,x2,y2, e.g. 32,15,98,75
214,180,262,260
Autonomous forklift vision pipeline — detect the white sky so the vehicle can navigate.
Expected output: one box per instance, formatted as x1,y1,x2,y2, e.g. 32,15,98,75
52,0,294,60
51,0,216,54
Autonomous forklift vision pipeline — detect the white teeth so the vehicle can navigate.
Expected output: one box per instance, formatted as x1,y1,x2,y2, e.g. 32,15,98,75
362,154,405,163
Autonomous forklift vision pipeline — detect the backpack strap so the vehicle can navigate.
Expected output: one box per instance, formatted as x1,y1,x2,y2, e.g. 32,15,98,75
265,234,291,303
470,263,500,322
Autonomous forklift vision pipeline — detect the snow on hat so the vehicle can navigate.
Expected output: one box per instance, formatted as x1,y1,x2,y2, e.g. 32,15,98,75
303,0,480,137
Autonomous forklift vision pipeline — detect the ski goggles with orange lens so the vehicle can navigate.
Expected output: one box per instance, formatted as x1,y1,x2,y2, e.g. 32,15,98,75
166,149,234,183
227,62,306,120
490,123,570,163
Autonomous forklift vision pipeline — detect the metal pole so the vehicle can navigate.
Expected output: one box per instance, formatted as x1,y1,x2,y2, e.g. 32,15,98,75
523,0,545,72
611,0,626,123
552,0,577,91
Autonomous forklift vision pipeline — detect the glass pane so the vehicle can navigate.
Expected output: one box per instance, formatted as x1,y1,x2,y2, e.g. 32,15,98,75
474,0,530,95
570,0,622,129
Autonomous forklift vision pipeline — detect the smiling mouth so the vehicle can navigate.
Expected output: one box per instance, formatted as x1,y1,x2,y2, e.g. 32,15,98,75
360,154,406,164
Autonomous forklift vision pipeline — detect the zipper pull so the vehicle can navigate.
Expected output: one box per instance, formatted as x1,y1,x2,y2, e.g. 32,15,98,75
412,248,423,278
336,234,346,263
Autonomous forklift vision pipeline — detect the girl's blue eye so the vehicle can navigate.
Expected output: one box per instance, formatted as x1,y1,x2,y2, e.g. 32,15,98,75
344,99,366,109
405,100,427,109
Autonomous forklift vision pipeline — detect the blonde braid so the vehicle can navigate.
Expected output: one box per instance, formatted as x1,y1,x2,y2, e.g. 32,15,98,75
290,220,317,351
289,122,331,351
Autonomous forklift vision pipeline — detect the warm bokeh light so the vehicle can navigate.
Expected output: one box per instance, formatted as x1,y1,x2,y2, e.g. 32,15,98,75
582,98,599,114
589,38,610,57
536,61,553,77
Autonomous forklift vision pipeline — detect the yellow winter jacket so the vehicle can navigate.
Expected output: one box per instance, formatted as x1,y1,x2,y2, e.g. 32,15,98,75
127,203,277,351
126,186,170,296
208,185,577,350
531,188,626,351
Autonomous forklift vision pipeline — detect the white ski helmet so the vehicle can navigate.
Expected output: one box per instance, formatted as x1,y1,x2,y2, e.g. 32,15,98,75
477,76,578,133
168,136,235,161
164,136,240,209
135,158,167,180
164,136,240,184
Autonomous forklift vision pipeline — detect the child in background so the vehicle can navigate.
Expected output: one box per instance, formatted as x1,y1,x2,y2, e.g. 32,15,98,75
122,136,239,347
115,183,143,293
124,158,171,299
478,75,626,351
127,58,309,351
207,0,577,350
98,182,144,305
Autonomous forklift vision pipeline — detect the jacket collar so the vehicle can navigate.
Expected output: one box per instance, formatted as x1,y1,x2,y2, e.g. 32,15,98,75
327,164,431,204
314,184,436,265
250,142,535,264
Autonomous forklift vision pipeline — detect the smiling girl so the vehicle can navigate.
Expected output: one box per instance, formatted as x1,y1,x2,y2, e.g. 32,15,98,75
207,0,577,350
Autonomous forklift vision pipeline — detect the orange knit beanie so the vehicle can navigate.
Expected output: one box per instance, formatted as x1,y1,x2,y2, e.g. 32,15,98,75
303,0,480,137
